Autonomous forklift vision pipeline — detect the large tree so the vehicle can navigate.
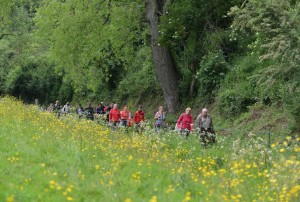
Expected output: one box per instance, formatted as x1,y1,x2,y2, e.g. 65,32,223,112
35,0,160,102
0,0,67,103
145,0,179,113
36,0,179,110
158,0,242,101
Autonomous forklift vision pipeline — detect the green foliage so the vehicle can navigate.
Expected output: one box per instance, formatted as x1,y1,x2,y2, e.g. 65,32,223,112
56,79,74,104
227,0,300,128
115,46,161,102
217,83,256,119
0,0,67,104
229,0,300,69
196,50,228,102
4,59,66,104
216,54,260,119
35,0,149,99
1,0,300,131
159,0,242,98
281,82,300,129
1,98,299,202
229,0,300,95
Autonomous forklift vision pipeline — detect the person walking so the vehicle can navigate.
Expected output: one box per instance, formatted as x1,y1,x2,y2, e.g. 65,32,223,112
105,103,113,122
134,105,145,133
196,108,216,144
154,106,166,132
109,104,121,126
77,104,84,119
99,102,106,114
85,103,94,121
176,107,193,136
53,100,61,117
47,103,54,112
120,106,130,127
61,102,70,115
196,108,214,133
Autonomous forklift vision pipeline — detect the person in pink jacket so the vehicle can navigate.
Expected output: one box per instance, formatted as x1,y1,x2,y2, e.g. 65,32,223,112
176,107,193,136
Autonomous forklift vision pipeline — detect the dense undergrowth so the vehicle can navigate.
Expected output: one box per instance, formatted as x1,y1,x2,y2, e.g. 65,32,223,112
0,97,299,202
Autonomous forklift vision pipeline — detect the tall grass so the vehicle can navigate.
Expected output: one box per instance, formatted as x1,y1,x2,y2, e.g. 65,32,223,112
0,97,299,202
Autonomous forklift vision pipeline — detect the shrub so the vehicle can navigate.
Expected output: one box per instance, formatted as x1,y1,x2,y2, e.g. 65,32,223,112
216,82,256,119
196,50,228,102
281,83,300,130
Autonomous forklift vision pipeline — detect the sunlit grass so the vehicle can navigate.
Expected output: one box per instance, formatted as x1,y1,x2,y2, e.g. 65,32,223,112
0,97,299,201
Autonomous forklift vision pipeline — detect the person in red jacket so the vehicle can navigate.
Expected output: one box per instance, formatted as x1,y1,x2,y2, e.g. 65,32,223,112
176,107,193,136
134,105,145,124
134,105,145,133
109,104,121,126
120,106,131,127
127,115,133,127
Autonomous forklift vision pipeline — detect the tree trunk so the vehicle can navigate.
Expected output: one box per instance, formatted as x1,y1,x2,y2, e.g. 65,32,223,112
189,76,196,98
189,63,197,98
145,0,179,114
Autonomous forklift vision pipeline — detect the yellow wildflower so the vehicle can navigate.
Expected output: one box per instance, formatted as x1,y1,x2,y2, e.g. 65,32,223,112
6,195,14,202
150,196,157,202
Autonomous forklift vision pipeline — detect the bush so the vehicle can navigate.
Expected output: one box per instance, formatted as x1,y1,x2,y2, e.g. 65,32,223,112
216,54,260,119
4,61,66,104
115,54,161,103
281,83,300,130
217,82,256,119
196,50,228,102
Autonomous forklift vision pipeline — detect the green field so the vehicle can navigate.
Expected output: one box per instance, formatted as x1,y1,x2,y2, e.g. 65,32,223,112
0,97,299,202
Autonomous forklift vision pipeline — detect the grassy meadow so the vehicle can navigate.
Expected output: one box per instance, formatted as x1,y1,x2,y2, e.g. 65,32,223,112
0,97,299,202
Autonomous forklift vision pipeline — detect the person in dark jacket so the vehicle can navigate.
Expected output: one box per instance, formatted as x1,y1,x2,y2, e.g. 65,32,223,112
85,103,94,121
53,100,61,117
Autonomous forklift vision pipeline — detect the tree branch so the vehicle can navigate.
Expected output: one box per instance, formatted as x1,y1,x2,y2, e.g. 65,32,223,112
96,0,107,14
0,33,14,40
102,0,111,25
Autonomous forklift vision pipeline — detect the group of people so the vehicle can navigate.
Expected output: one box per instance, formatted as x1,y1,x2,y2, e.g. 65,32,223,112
176,107,214,136
107,104,145,128
47,101,146,128
47,101,214,136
